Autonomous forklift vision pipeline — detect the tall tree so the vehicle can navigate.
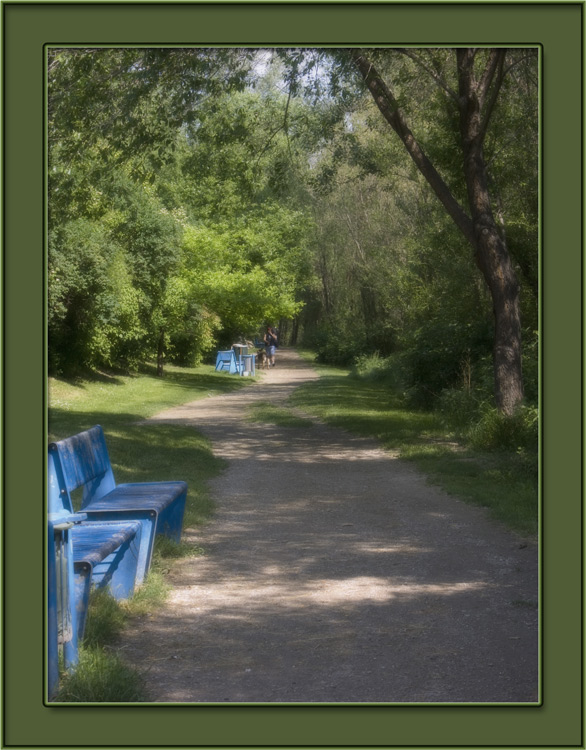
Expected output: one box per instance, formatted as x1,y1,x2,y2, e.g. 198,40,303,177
349,48,533,414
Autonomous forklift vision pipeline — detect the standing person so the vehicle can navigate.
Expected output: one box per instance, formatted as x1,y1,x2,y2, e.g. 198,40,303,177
264,326,278,367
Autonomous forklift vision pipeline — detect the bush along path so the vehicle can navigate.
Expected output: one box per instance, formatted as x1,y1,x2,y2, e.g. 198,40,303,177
116,348,538,703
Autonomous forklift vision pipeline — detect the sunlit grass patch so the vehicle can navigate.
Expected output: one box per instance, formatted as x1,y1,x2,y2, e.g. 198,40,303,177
247,401,313,428
48,362,253,429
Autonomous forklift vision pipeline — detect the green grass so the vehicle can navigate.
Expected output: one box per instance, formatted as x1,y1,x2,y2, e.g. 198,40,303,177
56,647,147,703
247,401,314,428
289,359,538,537
49,361,254,431
49,362,248,702
49,362,255,525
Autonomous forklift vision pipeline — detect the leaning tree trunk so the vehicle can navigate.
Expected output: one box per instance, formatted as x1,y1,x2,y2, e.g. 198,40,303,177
457,49,524,414
462,140,524,414
351,48,525,414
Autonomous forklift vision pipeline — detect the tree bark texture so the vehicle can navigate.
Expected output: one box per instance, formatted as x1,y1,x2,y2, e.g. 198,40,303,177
157,328,165,377
351,48,524,414
456,49,524,414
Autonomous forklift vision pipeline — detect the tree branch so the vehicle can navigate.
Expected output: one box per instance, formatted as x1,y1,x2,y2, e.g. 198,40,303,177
479,50,506,141
395,48,459,103
350,49,476,248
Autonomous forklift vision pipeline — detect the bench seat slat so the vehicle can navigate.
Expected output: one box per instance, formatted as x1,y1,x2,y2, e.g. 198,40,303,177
84,481,187,514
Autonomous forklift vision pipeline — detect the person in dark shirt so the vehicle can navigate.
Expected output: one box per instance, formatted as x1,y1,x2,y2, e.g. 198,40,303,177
263,326,278,367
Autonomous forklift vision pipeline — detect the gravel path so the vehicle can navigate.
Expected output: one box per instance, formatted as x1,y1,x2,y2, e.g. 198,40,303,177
117,348,538,703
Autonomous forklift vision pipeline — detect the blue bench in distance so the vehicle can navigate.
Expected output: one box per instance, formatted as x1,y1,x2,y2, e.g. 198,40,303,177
48,425,187,585
215,349,240,374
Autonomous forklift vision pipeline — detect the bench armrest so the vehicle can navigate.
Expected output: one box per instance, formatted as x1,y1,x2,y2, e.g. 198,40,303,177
48,512,88,531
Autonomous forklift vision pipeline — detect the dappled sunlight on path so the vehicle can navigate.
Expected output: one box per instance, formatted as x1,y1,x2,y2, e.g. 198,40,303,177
118,348,538,704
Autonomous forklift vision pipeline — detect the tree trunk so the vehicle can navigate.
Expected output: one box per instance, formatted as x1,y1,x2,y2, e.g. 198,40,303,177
474,225,524,413
291,316,300,345
351,48,525,414
457,49,524,414
157,328,165,377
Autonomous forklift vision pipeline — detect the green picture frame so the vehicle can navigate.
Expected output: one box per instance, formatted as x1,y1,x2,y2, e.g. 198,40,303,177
2,1,582,747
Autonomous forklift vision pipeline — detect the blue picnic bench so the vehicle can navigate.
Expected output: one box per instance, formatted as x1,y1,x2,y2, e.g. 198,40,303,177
215,348,256,376
215,349,240,374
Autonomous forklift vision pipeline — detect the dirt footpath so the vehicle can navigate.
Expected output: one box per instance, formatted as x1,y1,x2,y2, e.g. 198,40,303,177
117,348,538,703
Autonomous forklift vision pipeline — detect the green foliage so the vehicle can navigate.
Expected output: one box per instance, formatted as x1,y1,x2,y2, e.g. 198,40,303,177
304,319,369,366
179,203,311,343
351,352,408,392
291,49,538,415
48,162,185,373
401,318,494,410
48,58,317,375
437,387,483,434
468,404,539,454
48,47,538,409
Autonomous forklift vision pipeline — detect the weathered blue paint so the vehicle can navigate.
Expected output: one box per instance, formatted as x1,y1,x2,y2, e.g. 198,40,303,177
48,448,145,687
47,517,67,699
49,425,188,583
71,521,142,641
47,512,82,692
47,426,187,694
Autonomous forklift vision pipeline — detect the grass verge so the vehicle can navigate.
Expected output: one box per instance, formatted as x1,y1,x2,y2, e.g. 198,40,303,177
289,359,538,537
247,401,313,428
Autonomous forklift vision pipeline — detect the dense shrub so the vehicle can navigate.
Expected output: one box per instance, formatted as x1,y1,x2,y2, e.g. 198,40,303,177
305,322,370,366
351,352,408,393
468,404,539,453
401,319,494,410
437,387,483,434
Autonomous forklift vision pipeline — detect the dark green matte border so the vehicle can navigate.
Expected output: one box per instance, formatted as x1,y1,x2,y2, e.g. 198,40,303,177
3,2,582,747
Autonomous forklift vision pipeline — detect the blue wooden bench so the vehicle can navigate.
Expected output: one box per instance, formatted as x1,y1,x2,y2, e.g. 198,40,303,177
215,349,240,374
48,512,76,698
48,425,187,584
47,510,143,683
70,521,142,635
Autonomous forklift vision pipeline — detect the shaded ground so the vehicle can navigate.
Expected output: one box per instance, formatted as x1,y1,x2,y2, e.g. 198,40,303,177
117,348,538,703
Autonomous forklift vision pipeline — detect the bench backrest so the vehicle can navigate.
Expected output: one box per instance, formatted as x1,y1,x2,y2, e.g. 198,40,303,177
49,426,116,509
48,446,73,516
